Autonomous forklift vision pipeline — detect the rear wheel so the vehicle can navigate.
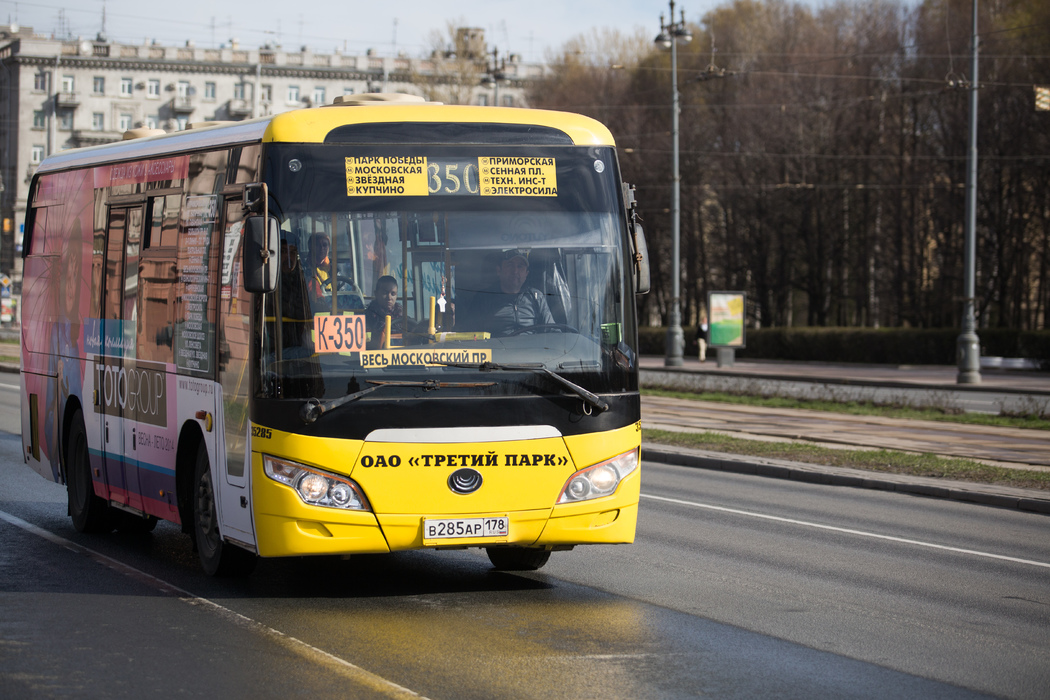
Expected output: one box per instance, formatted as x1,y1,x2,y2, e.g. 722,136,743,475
66,409,113,533
486,547,551,571
193,442,256,577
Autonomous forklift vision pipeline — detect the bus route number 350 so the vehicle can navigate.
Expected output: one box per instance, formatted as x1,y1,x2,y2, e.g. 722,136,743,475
423,516,509,540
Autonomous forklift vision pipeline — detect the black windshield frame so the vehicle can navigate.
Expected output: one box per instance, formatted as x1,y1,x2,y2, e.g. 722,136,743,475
250,142,639,439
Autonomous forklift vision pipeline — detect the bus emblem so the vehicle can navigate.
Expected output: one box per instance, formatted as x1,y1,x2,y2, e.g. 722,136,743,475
448,468,483,495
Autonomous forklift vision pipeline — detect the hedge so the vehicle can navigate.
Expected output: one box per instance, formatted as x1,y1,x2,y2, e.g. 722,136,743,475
640,326,1050,368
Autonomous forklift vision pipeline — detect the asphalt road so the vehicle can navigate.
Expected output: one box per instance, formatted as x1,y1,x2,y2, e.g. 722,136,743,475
2,375,1049,698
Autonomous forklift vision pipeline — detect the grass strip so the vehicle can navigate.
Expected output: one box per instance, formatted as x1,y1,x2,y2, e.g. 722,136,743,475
643,388,1050,430
643,428,1050,492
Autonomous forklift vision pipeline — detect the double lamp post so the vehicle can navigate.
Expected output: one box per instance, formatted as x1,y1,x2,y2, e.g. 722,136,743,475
655,0,692,367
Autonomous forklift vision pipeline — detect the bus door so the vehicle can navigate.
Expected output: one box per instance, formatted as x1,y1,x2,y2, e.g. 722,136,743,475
215,197,254,542
98,204,146,511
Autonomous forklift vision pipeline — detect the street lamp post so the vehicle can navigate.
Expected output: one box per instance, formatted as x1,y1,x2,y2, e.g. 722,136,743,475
956,0,981,384
656,1,691,367
481,47,506,107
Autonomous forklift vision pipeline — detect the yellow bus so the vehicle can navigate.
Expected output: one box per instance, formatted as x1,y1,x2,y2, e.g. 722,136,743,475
20,94,651,575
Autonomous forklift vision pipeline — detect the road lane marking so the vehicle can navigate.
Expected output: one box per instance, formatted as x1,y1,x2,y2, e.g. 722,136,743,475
640,493,1050,570
0,508,431,700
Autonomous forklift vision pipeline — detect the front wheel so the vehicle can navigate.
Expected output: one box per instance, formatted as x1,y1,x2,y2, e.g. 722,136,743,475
66,409,113,533
193,442,256,577
486,547,551,571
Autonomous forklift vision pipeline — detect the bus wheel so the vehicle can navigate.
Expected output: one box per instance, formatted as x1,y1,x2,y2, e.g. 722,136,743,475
486,547,551,571
66,409,113,533
193,442,256,577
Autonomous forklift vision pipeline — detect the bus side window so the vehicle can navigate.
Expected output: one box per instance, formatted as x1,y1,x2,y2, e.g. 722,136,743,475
138,196,179,361
146,195,180,249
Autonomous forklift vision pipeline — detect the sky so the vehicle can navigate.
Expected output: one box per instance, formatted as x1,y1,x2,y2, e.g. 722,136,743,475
1,0,728,64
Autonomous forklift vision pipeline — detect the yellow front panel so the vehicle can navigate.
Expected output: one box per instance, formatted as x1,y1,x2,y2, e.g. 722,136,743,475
249,422,642,557
354,437,572,515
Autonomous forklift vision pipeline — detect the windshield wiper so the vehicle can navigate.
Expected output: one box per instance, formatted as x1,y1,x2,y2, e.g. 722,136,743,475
440,361,609,415
300,379,495,424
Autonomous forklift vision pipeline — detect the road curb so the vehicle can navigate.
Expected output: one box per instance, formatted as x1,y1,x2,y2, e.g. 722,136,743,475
643,443,1050,516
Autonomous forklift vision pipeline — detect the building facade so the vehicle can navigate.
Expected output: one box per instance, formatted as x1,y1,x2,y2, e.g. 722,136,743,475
0,24,541,291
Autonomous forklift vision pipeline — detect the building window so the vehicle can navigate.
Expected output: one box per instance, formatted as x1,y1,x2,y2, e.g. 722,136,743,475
204,82,216,100
502,95,514,107
233,83,245,100
177,81,190,98
146,115,159,129
32,111,46,129
118,113,133,132
92,113,104,131
120,78,133,96
287,85,299,104
31,145,45,164
58,111,73,130
343,87,355,96
477,94,489,106
147,79,160,98
61,75,74,93
313,87,326,105
175,116,188,131
93,76,105,94
33,73,48,92
260,84,272,102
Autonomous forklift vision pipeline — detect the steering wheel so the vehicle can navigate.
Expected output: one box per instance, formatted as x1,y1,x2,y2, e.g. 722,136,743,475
505,323,578,336
335,275,357,292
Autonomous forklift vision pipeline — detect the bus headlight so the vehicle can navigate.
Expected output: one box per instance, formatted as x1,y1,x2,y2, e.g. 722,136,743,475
557,449,639,504
263,455,371,511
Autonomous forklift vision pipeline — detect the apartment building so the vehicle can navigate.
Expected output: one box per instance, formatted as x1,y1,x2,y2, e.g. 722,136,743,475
0,24,540,289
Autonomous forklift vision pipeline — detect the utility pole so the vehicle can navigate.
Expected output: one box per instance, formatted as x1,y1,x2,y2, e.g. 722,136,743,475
956,0,981,384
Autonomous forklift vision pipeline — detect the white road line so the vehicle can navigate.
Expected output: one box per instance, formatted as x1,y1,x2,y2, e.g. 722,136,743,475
0,508,431,700
641,492,1050,570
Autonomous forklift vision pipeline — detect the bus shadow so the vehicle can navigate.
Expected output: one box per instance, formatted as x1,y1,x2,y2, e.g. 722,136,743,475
232,550,555,599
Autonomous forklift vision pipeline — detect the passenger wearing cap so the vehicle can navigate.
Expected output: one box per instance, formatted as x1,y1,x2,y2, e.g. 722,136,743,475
460,248,555,336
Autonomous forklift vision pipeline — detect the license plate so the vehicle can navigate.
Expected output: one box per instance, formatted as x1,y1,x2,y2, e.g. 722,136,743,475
423,516,509,540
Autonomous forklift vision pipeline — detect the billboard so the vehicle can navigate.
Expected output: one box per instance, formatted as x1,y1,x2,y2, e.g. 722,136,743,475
708,292,746,348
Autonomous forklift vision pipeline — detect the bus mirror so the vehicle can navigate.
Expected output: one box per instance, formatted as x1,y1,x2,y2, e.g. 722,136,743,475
244,183,267,214
243,216,279,293
632,224,651,295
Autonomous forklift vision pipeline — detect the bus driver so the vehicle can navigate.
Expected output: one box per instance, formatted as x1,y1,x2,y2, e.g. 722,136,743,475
461,248,554,336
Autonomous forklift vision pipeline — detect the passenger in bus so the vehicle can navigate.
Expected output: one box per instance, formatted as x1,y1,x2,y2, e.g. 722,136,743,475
306,233,333,308
364,275,404,349
459,248,554,336
279,238,313,356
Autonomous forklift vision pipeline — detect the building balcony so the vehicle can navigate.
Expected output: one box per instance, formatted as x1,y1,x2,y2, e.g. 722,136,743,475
226,99,253,118
55,91,79,108
71,130,123,148
169,96,195,114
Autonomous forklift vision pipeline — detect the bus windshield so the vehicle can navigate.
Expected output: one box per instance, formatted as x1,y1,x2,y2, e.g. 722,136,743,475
258,144,637,404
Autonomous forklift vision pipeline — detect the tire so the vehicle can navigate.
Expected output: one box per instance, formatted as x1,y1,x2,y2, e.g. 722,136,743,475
486,547,551,571
66,409,113,533
193,442,256,577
